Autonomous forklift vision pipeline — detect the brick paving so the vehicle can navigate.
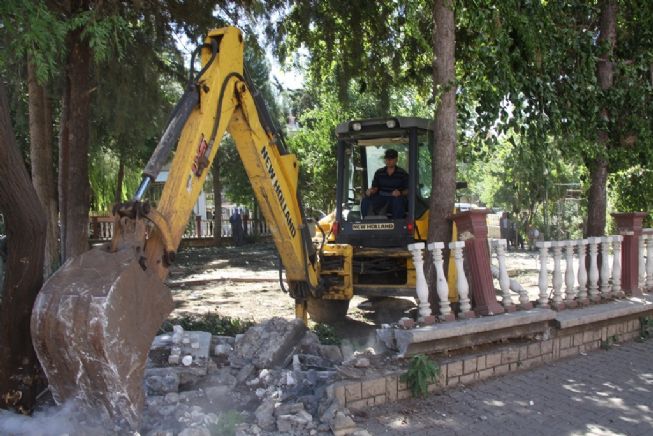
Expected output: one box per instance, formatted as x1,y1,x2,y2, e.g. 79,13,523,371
361,339,653,435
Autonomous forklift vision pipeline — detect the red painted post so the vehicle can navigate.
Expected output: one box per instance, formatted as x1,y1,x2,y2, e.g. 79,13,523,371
611,212,647,297
451,209,505,316
195,215,202,237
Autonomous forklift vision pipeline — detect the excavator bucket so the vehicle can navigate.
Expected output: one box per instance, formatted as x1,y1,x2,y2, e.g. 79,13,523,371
31,243,173,428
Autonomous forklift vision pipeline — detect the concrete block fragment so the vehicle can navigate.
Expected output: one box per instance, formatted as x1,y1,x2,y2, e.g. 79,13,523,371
501,348,519,364
229,317,307,369
527,343,542,358
386,376,398,402
478,368,494,380
397,389,411,400
255,399,276,431
398,317,415,329
361,378,385,398
447,360,463,377
330,411,357,436
559,335,572,349
494,364,510,376
460,373,477,385
485,352,501,368
334,384,346,406
541,340,554,355
463,357,477,374
344,382,362,401
144,368,180,396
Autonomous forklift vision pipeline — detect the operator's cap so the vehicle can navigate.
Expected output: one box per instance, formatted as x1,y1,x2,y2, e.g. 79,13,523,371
384,149,398,159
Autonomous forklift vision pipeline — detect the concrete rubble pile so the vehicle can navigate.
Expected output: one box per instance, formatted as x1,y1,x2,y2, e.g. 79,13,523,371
140,317,373,436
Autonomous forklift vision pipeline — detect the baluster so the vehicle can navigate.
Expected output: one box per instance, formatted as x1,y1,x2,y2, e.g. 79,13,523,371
639,235,647,291
493,239,516,311
612,235,624,298
449,241,474,318
646,234,653,292
408,243,432,321
563,241,577,308
551,241,565,310
588,237,601,302
427,242,454,321
512,278,533,310
536,241,551,308
600,236,612,300
576,239,589,305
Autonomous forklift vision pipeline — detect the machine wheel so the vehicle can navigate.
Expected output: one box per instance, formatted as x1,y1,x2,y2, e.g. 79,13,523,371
306,296,350,324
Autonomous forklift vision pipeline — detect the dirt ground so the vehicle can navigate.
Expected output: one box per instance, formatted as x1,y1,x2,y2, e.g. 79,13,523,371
166,240,543,339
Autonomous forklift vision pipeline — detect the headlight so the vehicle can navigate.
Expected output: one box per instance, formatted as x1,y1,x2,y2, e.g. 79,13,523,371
386,119,397,128
352,122,362,131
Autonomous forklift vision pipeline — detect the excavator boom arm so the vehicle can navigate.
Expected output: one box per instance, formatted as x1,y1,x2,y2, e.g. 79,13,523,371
31,26,318,429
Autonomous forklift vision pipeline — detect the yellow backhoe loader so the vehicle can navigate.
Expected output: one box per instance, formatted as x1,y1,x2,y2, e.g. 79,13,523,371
30,27,455,428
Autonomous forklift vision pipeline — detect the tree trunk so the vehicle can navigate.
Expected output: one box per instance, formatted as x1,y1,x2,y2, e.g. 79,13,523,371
114,153,125,203
586,0,617,237
427,0,457,307
586,158,608,237
0,82,47,414
59,28,92,261
212,161,222,244
27,60,60,278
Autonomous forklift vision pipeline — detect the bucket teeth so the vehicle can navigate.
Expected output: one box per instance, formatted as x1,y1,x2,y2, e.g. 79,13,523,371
31,245,173,429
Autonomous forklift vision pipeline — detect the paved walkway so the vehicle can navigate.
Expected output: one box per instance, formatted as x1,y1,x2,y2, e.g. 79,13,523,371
362,339,653,435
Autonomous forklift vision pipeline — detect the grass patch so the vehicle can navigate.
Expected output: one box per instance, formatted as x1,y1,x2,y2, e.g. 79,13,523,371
600,334,619,350
209,410,243,435
160,311,254,336
311,323,342,345
637,316,653,342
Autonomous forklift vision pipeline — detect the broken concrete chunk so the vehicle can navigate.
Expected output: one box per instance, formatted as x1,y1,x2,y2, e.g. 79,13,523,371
319,344,343,363
236,364,255,384
205,367,237,388
178,427,211,436
164,392,179,404
204,385,230,402
213,343,232,356
398,317,415,329
229,317,307,369
330,411,357,436
235,424,262,436
353,357,370,368
144,368,180,396
299,331,322,355
274,401,305,417
254,399,276,430
277,411,312,432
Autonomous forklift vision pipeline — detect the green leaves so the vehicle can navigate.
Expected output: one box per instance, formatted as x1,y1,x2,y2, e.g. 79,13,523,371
0,0,67,84
400,354,440,398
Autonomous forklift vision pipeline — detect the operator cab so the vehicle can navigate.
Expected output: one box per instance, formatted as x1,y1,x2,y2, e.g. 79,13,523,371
333,117,433,248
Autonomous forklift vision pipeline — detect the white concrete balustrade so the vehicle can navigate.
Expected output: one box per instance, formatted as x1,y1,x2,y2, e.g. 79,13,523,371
639,233,653,292
407,242,432,321
427,241,454,321
526,234,653,309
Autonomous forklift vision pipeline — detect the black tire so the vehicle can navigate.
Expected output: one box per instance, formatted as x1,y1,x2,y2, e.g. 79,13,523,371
306,297,350,324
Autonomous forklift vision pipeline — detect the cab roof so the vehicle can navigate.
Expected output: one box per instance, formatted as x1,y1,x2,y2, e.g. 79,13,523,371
335,117,434,142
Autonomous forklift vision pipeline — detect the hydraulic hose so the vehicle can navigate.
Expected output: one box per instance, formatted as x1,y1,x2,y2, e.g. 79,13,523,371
134,38,219,199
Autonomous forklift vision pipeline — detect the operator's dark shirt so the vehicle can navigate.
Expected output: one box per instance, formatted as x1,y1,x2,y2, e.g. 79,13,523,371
371,166,409,194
